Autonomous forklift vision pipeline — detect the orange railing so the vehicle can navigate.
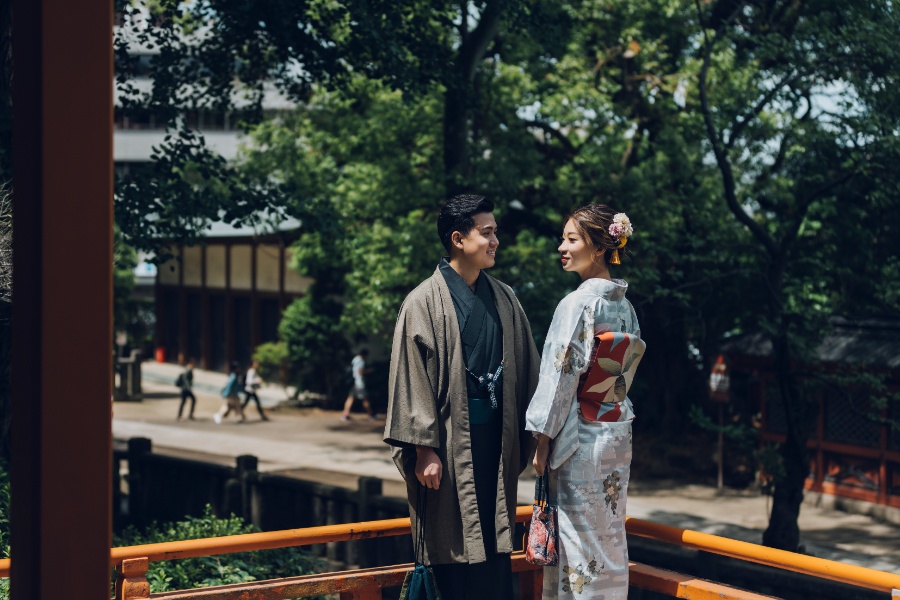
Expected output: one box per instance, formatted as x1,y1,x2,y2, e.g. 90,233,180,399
626,518,900,594
1,507,898,599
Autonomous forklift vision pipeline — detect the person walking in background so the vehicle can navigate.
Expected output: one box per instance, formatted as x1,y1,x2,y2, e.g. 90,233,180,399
526,204,646,600
214,361,246,424
176,359,196,420
242,359,269,421
341,349,374,421
384,194,541,600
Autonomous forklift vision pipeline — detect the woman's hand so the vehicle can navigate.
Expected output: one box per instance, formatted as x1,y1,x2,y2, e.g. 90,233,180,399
533,434,551,476
415,446,443,489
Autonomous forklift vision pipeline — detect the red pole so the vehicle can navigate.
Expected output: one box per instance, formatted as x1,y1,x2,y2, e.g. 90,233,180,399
10,0,113,596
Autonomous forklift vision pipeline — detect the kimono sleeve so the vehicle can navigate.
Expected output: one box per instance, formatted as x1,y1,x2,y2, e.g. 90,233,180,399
384,297,441,449
626,299,642,338
525,292,594,440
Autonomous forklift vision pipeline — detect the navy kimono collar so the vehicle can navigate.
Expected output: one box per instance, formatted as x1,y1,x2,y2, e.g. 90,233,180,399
438,258,504,401
577,277,628,301
439,257,480,312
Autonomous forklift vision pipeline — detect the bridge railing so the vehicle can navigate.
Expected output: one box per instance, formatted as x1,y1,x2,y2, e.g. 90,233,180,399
0,506,898,599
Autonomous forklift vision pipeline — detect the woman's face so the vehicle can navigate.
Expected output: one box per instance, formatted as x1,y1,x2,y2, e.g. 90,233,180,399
558,218,604,280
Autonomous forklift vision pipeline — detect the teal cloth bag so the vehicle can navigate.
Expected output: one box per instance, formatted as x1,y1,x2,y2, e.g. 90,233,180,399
400,486,442,600
399,563,441,600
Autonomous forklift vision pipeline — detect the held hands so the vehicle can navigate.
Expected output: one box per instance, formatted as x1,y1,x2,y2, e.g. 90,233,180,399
533,434,551,476
415,446,443,490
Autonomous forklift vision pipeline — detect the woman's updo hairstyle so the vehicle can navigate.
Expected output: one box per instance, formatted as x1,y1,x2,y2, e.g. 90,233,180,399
567,203,632,265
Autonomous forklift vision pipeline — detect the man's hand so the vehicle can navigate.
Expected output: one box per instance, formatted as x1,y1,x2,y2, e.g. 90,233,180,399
533,434,551,476
415,446,443,490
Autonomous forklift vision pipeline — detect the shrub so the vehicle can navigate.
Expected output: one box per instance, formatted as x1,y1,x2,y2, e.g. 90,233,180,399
113,506,324,597
253,341,293,396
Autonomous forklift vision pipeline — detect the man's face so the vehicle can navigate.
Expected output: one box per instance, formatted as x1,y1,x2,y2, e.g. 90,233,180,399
452,212,499,270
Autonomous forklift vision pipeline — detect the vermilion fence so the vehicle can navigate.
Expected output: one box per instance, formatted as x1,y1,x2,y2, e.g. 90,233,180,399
2,506,898,599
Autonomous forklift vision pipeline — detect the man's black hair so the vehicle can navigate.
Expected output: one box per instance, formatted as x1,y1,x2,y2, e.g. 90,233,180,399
437,194,495,252
358,348,369,356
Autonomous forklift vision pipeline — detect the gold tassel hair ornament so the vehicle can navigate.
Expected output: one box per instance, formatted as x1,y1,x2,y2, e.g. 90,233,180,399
607,213,633,266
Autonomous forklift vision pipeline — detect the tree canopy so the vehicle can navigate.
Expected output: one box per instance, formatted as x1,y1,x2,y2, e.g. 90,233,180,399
108,0,900,550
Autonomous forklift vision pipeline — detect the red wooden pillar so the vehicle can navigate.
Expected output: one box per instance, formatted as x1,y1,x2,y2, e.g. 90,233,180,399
11,0,113,597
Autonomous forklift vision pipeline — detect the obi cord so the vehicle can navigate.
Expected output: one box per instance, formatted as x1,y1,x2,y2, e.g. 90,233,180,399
467,361,504,409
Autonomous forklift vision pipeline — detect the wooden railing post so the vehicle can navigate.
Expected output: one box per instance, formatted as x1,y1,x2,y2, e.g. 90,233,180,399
235,454,259,526
127,438,152,526
357,477,383,568
326,498,340,562
114,557,150,600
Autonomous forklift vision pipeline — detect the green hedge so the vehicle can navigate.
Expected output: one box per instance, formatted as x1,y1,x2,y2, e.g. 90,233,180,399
114,506,325,597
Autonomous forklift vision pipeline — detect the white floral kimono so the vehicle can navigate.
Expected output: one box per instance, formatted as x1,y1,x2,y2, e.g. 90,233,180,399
526,277,645,600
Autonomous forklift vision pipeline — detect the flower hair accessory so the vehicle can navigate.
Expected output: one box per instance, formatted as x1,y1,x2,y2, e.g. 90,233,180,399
608,213,633,265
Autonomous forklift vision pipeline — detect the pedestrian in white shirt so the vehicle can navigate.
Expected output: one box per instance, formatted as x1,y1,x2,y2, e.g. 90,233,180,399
341,349,375,421
242,359,269,421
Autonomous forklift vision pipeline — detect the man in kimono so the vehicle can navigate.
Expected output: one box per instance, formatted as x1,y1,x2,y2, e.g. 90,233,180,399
384,194,540,600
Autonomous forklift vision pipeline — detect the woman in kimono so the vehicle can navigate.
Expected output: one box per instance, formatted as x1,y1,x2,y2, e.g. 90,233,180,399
526,204,646,600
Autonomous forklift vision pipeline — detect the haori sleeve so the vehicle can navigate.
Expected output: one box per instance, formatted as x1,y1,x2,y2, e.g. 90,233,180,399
383,297,441,449
525,292,594,440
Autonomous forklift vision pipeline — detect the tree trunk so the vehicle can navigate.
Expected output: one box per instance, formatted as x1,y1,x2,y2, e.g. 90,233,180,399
443,78,469,195
762,328,816,551
441,0,503,195
762,427,806,550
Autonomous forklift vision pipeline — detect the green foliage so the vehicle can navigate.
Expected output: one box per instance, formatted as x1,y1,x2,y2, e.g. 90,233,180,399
252,341,292,394
754,443,787,497
493,229,575,347
278,295,348,403
114,506,323,596
112,0,455,255
688,404,758,450
244,79,448,376
106,0,900,548
688,0,900,547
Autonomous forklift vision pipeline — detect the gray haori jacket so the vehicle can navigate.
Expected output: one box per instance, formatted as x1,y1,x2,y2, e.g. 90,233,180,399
384,267,540,564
